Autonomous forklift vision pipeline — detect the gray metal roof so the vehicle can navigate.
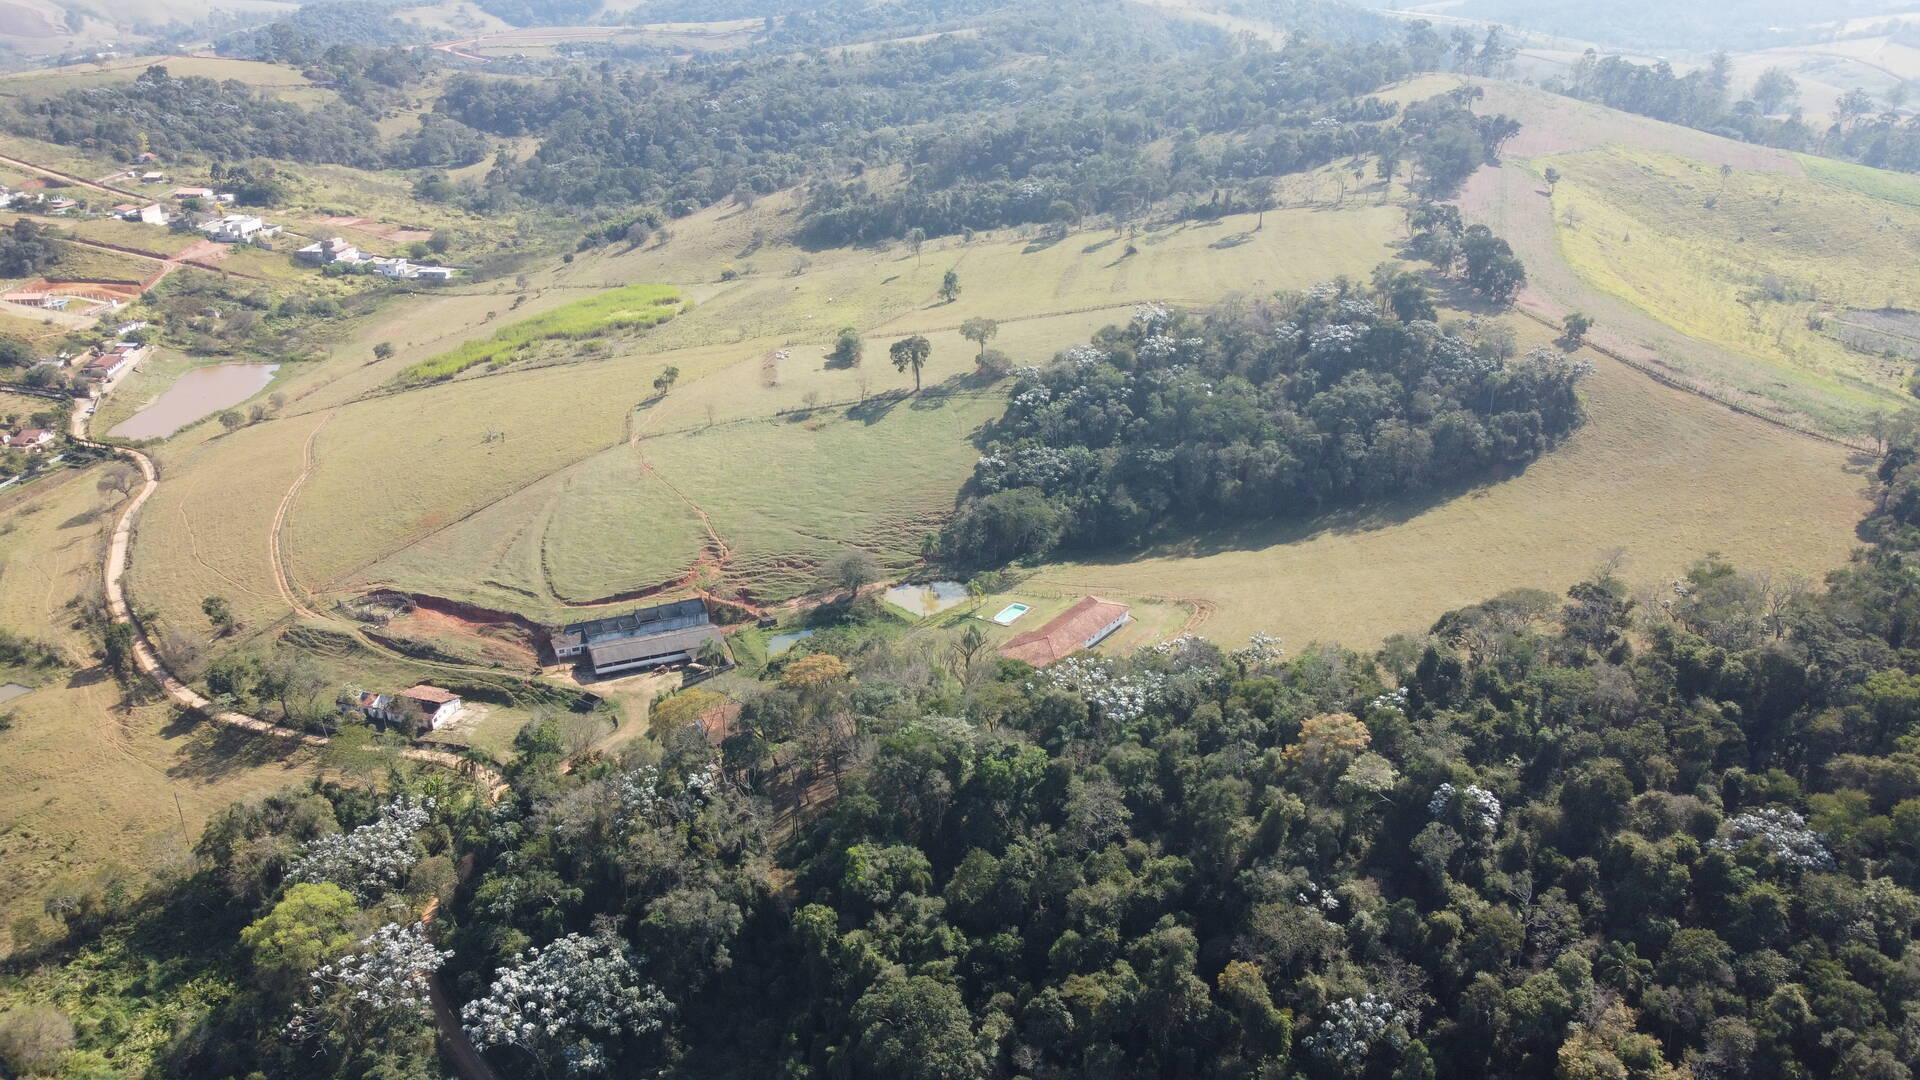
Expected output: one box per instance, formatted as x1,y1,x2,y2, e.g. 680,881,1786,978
587,624,723,668
556,598,710,650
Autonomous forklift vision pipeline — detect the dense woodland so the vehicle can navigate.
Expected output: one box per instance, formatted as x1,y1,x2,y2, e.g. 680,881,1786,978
11,412,1917,1079
434,8,1516,239
215,1,424,60
0,4,1518,243
3,61,486,172
1370,0,1917,52
1549,51,1920,176
942,258,1561,567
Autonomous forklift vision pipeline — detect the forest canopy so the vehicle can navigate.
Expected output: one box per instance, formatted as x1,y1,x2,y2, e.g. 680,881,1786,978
46,418,1920,1080
941,270,1583,567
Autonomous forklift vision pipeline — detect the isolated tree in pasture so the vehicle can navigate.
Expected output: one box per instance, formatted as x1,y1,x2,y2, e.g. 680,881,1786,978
1562,312,1594,346
890,335,932,391
959,317,999,361
939,269,961,303
825,548,879,599
256,652,330,729
906,227,926,260
1542,166,1560,193
829,326,863,367
202,595,235,637
1751,67,1799,114
1461,224,1526,304
653,365,680,394
1248,177,1277,229
218,409,245,431
372,341,394,362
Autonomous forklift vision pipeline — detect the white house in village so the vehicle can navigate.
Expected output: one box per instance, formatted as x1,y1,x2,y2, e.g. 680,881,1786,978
297,236,360,264
202,214,276,243
121,203,170,225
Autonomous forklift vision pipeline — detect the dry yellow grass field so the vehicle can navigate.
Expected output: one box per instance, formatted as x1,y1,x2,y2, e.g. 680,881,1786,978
0,468,319,941
1033,319,1869,651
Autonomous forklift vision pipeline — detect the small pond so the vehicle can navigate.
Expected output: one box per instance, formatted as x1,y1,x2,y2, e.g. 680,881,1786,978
108,363,279,440
765,629,815,656
882,580,968,617
0,683,31,703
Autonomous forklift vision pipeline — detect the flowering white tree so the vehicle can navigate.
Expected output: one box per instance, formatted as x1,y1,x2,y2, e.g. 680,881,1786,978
461,932,672,1075
285,797,432,902
286,921,450,1049
1300,993,1412,1070
1029,655,1169,729
1428,782,1502,838
610,762,720,834
1710,809,1835,870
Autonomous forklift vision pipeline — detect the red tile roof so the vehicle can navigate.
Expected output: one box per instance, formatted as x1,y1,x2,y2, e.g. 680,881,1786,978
998,596,1131,668
402,684,460,705
698,702,741,746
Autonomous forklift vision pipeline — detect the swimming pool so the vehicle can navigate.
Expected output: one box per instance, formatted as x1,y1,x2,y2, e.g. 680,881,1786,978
990,603,1030,625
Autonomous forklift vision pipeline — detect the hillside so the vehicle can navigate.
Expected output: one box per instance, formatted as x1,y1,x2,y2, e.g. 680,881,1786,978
0,6,1912,1079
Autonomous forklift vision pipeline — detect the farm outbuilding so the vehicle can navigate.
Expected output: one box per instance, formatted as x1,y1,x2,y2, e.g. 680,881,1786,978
549,598,725,676
586,624,725,676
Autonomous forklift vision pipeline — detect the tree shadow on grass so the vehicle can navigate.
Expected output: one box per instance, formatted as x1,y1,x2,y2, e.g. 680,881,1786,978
164,714,310,782
1061,463,1537,570
846,388,911,425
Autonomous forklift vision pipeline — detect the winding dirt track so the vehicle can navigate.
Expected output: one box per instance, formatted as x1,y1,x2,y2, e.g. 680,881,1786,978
73,399,506,795
0,151,141,199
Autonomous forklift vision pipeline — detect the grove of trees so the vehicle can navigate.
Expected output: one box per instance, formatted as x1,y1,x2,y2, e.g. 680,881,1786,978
941,268,1579,566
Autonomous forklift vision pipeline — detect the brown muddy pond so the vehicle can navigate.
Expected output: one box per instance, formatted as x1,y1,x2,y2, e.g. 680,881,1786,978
108,363,278,440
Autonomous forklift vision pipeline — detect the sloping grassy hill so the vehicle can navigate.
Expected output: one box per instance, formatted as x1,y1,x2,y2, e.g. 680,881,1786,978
1545,145,1920,422
1389,74,1918,436
105,76,1875,689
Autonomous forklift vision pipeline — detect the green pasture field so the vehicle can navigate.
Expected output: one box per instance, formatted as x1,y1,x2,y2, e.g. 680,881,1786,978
47,241,158,283
396,283,682,383
1796,153,1920,209
0,389,58,425
30,215,200,258
95,93,1869,724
